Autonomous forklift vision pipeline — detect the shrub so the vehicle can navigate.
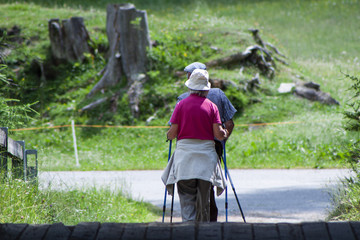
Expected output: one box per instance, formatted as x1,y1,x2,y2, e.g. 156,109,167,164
329,73,360,221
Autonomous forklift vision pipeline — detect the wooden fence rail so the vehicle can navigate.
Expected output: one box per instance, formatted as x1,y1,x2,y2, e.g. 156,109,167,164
1,221,360,240
0,127,38,181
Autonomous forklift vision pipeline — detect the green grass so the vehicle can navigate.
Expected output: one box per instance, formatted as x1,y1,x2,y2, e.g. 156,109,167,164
10,110,353,171
12,127,169,171
0,177,160,224
2,0,359,171
329,175,360,221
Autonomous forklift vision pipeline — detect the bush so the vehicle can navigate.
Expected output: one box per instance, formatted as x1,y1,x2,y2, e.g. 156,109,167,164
344,74,360,131
343,73,360,171
224,86,248,115
330,73,360,221
148,29,215,74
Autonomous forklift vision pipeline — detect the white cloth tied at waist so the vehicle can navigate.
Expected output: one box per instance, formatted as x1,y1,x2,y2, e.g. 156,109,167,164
161,139,226,196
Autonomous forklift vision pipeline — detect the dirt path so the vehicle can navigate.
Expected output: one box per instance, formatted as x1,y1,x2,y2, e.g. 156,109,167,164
38,169,351,223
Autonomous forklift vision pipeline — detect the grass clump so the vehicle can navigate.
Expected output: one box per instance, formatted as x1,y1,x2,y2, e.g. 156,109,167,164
0,178,160,224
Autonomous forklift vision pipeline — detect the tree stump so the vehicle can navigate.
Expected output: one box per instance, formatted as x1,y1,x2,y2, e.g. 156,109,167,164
88,3,150,118
48,17,92,63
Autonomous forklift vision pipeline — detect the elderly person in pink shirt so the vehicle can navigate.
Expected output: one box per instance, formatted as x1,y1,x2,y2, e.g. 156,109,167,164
162,69,227,222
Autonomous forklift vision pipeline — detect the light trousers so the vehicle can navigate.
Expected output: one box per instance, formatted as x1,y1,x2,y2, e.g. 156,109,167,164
177,179,212,222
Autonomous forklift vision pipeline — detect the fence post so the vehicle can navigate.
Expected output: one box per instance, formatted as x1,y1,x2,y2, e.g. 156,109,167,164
25,149,38,184
71,120,80,167
0,127,8,176
15,140,26,181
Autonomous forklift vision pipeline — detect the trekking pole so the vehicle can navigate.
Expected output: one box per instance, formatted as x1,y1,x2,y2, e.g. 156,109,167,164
162,140,172,223
223,142,246,223
170,184,175,223
222,141,229,222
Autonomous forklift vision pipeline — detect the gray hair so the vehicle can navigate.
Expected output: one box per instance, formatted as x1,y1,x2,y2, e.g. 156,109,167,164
189,89,208,97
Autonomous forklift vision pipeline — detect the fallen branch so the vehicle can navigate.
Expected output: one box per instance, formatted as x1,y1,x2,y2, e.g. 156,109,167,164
205,45,275,77
80,97,109,112
206,51,251,68
249,28,288,65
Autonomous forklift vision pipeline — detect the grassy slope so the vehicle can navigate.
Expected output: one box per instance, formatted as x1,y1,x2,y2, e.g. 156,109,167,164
1,0,360,171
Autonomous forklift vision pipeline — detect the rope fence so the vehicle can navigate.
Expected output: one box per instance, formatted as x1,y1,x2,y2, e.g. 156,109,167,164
9,120,335,132
6,119,340,167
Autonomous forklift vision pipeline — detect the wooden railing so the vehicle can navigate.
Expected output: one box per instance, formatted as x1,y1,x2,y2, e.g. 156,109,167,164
1,221,360,240
0,127,38,181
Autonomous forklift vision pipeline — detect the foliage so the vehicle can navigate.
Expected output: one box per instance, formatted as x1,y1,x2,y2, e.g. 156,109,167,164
342,73,360,172
329,73,360,221
328,152,360,221
223,86,248,116
0,37,36,129
147,29,215,74
343,74,360,131
0,98,36,129
0,178,160,224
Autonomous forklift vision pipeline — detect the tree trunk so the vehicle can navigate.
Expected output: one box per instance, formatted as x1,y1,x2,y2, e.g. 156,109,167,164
88,3,150,118
48,17,92,63
87,4,125,98
118,4,150,118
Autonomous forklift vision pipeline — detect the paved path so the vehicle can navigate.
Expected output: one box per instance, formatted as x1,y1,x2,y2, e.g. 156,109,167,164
38,169,351,223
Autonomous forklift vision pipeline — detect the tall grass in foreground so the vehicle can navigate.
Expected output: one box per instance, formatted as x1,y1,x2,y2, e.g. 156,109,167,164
329,173,360,221
0,177,160,224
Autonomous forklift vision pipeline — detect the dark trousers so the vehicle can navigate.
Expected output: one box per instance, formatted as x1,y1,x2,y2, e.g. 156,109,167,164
177,179,212,222
210,186,218,222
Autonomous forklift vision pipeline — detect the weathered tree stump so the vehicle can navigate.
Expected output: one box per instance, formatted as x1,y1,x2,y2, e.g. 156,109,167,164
88,3,150,118
48,17,93,63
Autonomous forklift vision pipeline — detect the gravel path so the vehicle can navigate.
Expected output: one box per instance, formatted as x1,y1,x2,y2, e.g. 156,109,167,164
38,169,351,223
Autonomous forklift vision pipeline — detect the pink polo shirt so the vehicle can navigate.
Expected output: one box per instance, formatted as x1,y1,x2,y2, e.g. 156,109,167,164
170,94,222,140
